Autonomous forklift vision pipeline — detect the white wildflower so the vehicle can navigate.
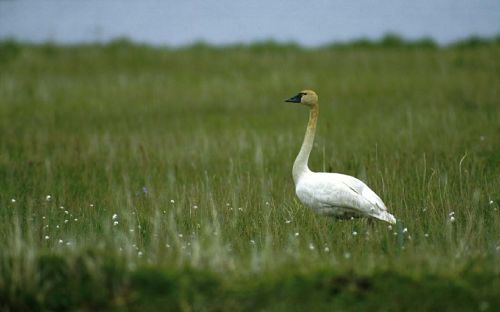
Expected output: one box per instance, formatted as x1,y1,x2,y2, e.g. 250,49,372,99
352,231,358,236
112,213,118,220
309,243,315,250
388,225,392,230
44,235,49,240
285,220,292,224
170,199,175,204
11,198,16,203
250,239,255,245
46,195,51,201
294,232,299,237
344,252,351,259
113,221,118,226
193,205,198,209
324,247,330,252
138,251,143,257
402,228,408,233
58,239,63,244
424,233,429,238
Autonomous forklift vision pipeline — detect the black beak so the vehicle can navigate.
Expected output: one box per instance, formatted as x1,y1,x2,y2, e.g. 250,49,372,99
285,93,302,103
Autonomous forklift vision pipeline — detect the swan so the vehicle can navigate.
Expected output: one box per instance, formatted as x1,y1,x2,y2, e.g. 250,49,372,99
286,90,396,224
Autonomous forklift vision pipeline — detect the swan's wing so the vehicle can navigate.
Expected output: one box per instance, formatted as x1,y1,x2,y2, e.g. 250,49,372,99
332,173,388,211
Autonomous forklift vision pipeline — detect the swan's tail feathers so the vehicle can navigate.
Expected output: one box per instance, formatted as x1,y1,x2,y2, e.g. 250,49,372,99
373,211,397,224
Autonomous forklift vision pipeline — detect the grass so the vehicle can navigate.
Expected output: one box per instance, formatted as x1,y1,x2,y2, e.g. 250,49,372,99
0,39,499,310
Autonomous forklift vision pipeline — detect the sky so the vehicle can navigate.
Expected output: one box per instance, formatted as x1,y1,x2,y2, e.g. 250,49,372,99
1,0,500,46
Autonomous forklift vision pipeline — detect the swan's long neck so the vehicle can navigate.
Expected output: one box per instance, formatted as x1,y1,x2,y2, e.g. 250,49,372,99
293,105,318,184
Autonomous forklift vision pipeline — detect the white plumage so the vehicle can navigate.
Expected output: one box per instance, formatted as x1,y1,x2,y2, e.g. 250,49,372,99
285,90,396,224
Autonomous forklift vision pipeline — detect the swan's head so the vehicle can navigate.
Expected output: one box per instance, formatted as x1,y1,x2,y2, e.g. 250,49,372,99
285,90,318,107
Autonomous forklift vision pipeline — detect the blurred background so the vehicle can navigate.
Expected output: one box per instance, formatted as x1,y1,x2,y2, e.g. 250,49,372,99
1,0,500,46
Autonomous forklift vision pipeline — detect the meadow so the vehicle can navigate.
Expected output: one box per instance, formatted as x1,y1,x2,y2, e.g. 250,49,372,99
0,38,499,310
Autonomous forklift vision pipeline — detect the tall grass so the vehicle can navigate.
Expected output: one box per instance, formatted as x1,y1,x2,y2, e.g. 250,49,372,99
0,41,499,308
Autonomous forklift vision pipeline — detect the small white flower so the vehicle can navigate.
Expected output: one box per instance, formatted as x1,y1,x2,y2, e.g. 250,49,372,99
265,201,270,206
11,198,16,203
388,225,392,230
238,207,243,211
64,210,69,215
193,205,198,209
59,206,64,210
450,216,455,223
44,235,50,240
393,232,398,236
46,195,51,201
112,214,118,220
489,200,494,205
294,232,299,237
226,203,230,207
309,243,315,250
352,231,358,236
324,247,330,252
344,252,351,259
250,239,255,245
90,204,94,207
178,233,183,238
402,228,408,233
285,220,292,224
424,233,429,238
129,229,134,232
66,242,71,246
58,239,63,244
138,251,143,257
166,244,171,248
64,219,69,223
113,221,118,226
170,199,175,204
449,211,455,217
56,225,60,229
74,218,78,222
42,216,46,220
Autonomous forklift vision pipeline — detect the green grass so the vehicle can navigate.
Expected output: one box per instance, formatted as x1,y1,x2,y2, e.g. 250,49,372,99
0,40,499,310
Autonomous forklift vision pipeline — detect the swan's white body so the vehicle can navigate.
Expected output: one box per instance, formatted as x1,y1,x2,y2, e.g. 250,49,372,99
288,90,396,224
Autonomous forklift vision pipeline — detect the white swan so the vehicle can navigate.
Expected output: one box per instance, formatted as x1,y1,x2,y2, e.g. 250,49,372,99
286,90,396,224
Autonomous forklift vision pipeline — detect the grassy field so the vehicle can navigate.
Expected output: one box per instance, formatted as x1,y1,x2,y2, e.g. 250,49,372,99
0,39,499,310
